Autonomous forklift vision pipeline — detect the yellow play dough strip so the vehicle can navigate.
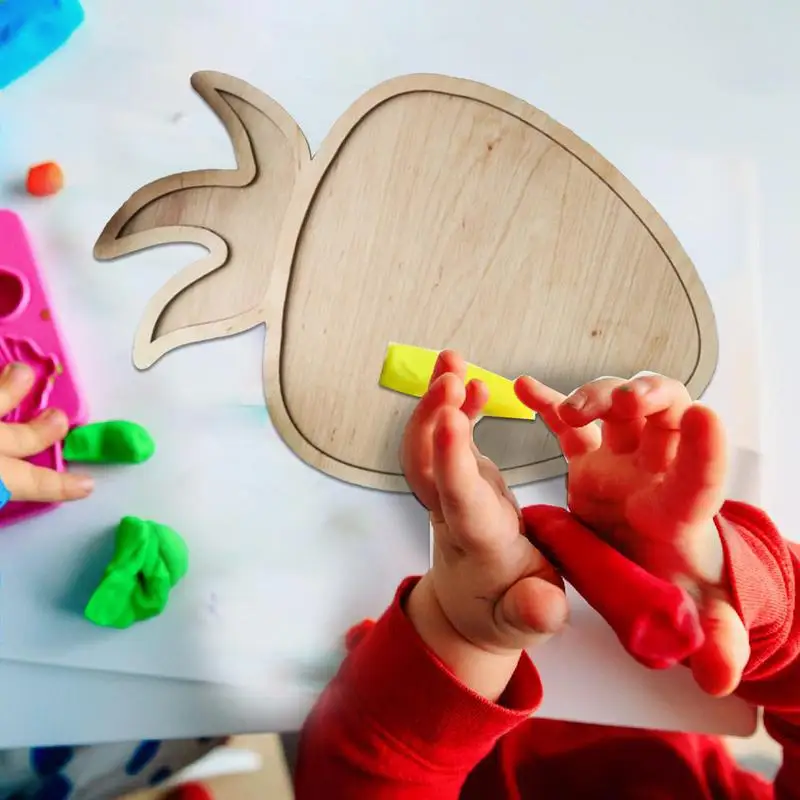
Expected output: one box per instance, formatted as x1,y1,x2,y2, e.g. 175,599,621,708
379,343,535,421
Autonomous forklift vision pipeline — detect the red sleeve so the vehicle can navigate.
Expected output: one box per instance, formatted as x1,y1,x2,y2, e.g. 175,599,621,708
294,577,541,799
718,501,800,799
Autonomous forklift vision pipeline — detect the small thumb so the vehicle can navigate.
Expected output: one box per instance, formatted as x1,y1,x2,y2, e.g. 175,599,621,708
690,595,750,697
497,574,569,643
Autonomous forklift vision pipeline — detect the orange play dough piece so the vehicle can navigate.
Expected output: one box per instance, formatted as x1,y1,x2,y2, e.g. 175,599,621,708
26,162,64,197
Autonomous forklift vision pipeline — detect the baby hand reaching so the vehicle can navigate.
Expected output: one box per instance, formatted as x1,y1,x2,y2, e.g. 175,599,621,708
0,363,93,503
515,373,749,696
402,351,569,700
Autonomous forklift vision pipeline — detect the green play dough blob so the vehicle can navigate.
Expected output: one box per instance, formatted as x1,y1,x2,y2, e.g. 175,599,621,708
84,516,189,629
63,420,155,464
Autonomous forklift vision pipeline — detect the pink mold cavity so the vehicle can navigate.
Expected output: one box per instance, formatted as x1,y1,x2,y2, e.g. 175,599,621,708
0,336,60,424
0,210,88,528
0,268,29,322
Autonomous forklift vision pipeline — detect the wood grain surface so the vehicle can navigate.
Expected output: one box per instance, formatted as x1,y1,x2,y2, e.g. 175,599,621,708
96,73,718,491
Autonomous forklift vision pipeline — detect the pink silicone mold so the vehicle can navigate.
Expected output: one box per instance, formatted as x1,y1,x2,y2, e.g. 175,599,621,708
0,210,88,527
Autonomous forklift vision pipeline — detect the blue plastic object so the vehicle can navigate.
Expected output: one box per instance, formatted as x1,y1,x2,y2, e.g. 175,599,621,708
0,0,85,90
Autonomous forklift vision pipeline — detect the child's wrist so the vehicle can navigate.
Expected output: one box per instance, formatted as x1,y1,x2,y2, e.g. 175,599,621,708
406,575,523,702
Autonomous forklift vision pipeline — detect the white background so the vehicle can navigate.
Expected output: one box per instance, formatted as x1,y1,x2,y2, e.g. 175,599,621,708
0,0,796,746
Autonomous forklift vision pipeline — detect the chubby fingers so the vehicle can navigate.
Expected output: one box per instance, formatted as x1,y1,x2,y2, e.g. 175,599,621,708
462,378,489,421
0,408,70,458
0,363,78,458
431,404,482,522
690,593,750,697
560,377,635,453
0,455,94,502
560,373,692,466
402,370,467,508
613,373,692,470
428,349,466,388
514,376,600,459
658,404,727,525
430,401,523,554
0,363,35,416
403,350,491,510
430,350,488,421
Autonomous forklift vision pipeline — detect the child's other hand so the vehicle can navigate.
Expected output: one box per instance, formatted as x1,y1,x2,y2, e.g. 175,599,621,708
402,352,568,699
515,373,748,697
0,364,93,502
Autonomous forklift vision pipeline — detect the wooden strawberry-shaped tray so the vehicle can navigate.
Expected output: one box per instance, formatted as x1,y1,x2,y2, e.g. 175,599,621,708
95,73,717,492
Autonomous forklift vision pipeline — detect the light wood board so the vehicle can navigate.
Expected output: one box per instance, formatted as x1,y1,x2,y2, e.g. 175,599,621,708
95,72,718,491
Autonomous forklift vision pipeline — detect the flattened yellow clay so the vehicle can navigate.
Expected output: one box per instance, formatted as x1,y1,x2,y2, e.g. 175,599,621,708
379,343,535,421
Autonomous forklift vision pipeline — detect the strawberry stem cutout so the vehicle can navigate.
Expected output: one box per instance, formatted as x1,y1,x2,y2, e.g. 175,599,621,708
94,71,311,370
522,506,705,669
94,72,718,493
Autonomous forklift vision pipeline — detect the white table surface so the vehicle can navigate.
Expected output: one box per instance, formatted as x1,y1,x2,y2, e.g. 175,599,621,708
0,0,798,747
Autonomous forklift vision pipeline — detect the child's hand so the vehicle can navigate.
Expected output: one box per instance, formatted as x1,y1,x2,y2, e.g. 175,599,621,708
0,363,93,502
515,373,749,696
402,352,568,699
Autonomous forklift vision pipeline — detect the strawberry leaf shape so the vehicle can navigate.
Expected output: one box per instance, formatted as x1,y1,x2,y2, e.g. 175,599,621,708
94,71,311,369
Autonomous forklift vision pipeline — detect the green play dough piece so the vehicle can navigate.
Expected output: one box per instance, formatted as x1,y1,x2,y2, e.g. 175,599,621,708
63,420,155,464
85,516,189,629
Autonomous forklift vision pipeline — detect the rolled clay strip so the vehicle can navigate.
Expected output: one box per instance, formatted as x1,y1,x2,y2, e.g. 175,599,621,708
521,505,705,670
379,343,535,421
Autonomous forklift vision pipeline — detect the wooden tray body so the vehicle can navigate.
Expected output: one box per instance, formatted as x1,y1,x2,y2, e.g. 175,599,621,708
96,73,717,491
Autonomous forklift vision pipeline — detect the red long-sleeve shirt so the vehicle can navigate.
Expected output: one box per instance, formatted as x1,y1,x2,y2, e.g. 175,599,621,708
295,502,800,798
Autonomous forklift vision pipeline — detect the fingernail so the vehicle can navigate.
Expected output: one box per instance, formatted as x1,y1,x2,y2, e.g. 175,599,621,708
71,476,95,496
628,377,656,395
631,370,660,380
2,363,30,381
563,391,586,410
39,408,61,422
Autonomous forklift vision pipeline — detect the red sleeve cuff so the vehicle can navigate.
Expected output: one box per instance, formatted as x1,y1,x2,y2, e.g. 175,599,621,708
717,501,798,682
338,577,542,770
